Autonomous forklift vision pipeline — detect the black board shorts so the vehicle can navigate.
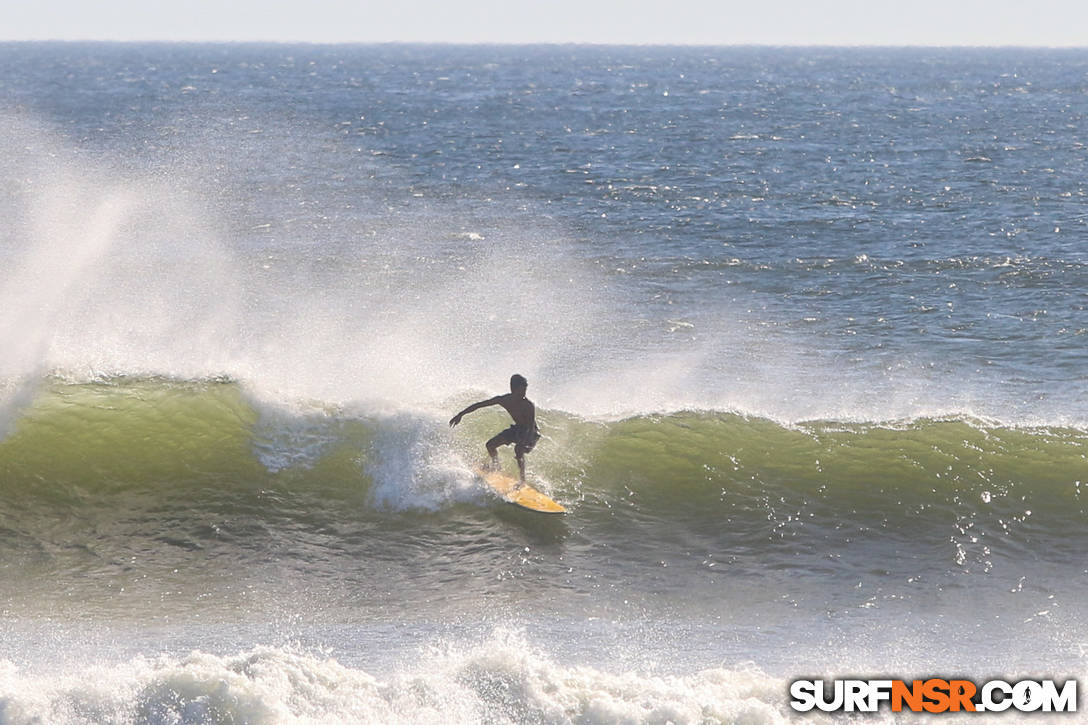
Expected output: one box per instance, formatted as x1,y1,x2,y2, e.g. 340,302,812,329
493,424,541,453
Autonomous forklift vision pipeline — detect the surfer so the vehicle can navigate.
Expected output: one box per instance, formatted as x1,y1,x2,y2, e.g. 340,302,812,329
449,374,541,482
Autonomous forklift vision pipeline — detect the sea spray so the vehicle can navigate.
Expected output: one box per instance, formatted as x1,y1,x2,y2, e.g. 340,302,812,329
0,631,802,725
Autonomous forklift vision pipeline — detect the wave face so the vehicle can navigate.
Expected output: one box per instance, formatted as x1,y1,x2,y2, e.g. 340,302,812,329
1,378,1084,635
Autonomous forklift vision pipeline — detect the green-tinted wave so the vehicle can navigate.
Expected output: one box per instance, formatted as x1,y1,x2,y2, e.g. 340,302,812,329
0,377,1084,579
2,377,1085,513
0,376,1085,620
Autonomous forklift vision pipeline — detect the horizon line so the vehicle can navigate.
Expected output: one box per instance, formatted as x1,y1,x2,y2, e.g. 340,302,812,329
2,38,1088,50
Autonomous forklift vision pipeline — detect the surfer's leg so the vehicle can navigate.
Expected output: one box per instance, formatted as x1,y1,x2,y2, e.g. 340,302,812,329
486,429,514,470
514,444,528,483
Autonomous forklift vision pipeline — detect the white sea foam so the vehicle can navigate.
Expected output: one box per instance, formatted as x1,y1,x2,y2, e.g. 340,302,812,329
362,408,481,511
0,631,829,725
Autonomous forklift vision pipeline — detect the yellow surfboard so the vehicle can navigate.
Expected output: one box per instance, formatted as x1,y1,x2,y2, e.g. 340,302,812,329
476,467,566,514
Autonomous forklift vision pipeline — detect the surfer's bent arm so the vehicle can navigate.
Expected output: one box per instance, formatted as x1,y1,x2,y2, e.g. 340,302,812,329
449,396,501,427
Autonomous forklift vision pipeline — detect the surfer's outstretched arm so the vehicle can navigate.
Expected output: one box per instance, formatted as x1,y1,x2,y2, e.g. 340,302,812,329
449,396,502,427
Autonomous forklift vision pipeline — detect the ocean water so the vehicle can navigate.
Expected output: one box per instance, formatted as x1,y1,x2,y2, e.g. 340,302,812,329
0,42,1086,723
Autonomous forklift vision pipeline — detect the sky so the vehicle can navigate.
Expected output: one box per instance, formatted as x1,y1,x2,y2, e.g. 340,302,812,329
2,0,1087,46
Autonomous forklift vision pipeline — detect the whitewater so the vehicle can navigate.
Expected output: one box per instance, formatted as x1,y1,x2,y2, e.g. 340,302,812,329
1,43,1086,723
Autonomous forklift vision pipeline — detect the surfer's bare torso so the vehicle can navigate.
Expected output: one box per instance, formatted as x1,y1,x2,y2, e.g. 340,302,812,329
449,375,540,481
493,393,535,429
